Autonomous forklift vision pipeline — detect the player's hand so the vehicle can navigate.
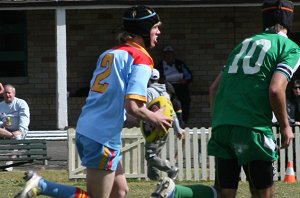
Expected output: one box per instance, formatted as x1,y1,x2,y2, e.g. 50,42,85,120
280,126,294,149
152,108,172,133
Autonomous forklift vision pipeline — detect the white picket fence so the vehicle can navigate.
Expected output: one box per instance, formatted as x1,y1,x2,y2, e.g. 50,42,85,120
67,126,300,181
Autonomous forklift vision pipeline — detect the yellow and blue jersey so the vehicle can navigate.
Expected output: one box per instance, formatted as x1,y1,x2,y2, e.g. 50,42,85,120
76,41,153,150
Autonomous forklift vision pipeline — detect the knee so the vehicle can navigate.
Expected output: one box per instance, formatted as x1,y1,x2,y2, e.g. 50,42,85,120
250,186,275,198
122,186,129,197
114,186,129,198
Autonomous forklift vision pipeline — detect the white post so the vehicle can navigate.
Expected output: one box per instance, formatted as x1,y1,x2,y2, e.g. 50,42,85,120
55,8,68,129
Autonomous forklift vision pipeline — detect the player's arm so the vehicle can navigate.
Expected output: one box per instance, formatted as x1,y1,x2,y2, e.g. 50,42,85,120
269,72,294,148
209,72,222,115
125,98,172,133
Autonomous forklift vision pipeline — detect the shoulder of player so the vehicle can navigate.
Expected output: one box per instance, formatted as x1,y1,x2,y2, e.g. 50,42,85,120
112,45,154,66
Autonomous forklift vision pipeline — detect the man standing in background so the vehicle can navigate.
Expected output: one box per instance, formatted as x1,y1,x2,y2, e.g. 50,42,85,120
156,46,193,124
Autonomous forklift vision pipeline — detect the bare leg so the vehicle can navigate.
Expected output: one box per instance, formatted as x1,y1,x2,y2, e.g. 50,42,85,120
86,168,115,198
215,185,237,198
110,162,129,198
250,185,275,198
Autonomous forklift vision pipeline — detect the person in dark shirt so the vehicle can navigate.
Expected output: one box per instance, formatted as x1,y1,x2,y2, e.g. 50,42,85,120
287,79,300,125
156,46,193,124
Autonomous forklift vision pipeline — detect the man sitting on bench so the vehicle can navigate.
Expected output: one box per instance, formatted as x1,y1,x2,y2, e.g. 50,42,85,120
0,84,30,170
0,84,30,140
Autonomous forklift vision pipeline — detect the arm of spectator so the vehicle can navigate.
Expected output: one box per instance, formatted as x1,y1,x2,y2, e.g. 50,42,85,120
18,100,30,137
11,130,23,139
181,62,193,84
0,128,14,139
0,83,4,95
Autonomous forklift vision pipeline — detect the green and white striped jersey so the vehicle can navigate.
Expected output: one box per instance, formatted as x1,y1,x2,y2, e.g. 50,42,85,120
212,30,300,130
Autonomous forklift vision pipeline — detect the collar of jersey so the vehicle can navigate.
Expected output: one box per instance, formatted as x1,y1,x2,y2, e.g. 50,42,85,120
126,41,151,57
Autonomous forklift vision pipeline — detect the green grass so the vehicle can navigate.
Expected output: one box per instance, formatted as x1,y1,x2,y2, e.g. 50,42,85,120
2,170,300,198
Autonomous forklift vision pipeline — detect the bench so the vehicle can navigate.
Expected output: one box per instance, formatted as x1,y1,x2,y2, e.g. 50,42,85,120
26,130,68,140
0,139,51,171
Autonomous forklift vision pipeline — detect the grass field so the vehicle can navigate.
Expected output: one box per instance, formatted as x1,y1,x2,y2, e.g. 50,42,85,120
2,170,300,198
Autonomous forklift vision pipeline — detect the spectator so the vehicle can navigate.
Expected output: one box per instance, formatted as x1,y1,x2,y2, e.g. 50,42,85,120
287,79,300,125
144,69,184,180
0,84,30,171
0,84,30,140
156,46,193,123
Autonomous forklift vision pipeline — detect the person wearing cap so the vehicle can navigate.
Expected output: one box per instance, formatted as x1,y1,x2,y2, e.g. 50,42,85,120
151,0,300,198
144,69,184,181
15,5,172,198
287,79,300,125
155,46,193,124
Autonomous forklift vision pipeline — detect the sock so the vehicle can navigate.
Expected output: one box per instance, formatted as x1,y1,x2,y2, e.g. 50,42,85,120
174,184,217,198
39,179,89,198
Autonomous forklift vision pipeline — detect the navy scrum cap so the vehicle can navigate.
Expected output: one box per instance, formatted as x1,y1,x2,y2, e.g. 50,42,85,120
262,0,294,32
123,5,160,47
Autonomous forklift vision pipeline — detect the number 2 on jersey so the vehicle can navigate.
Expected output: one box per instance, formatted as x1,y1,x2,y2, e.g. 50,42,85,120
228,38,271,74
91,53,113,93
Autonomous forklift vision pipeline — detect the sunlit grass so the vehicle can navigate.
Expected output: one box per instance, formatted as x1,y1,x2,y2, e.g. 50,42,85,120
2,170,300,198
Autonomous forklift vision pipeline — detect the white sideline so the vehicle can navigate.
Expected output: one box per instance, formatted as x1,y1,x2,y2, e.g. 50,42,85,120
26,130,68,140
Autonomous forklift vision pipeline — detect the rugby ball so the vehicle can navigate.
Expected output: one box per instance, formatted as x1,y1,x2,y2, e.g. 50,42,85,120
140,96,174,142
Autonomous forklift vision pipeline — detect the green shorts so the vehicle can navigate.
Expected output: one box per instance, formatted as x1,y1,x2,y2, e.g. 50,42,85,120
207,125,278,165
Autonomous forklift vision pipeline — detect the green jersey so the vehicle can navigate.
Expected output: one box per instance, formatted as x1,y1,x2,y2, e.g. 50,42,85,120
212,31,300,130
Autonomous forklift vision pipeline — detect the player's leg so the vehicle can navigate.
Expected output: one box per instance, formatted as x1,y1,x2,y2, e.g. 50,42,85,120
151,177,217,198
147,162,161,180
86,168,115,198
145,140,176,180
148,153,177,179
151,177,175,198
15,149,120,197
207,126,241,197
109,161,129,198
234,127,278,198
80,134,124,198
243,160,276,198
214,157,240,198
14,170,88,198
145,141,162,180
174,184,217,198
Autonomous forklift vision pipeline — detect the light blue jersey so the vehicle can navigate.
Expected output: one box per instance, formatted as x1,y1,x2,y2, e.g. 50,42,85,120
0,97,30,137
76,41,154,150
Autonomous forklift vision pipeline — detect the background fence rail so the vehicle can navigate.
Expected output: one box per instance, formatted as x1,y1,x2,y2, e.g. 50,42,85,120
68,126,300,181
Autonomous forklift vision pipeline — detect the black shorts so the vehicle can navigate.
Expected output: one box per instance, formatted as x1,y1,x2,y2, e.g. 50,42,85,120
215,157,275,190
